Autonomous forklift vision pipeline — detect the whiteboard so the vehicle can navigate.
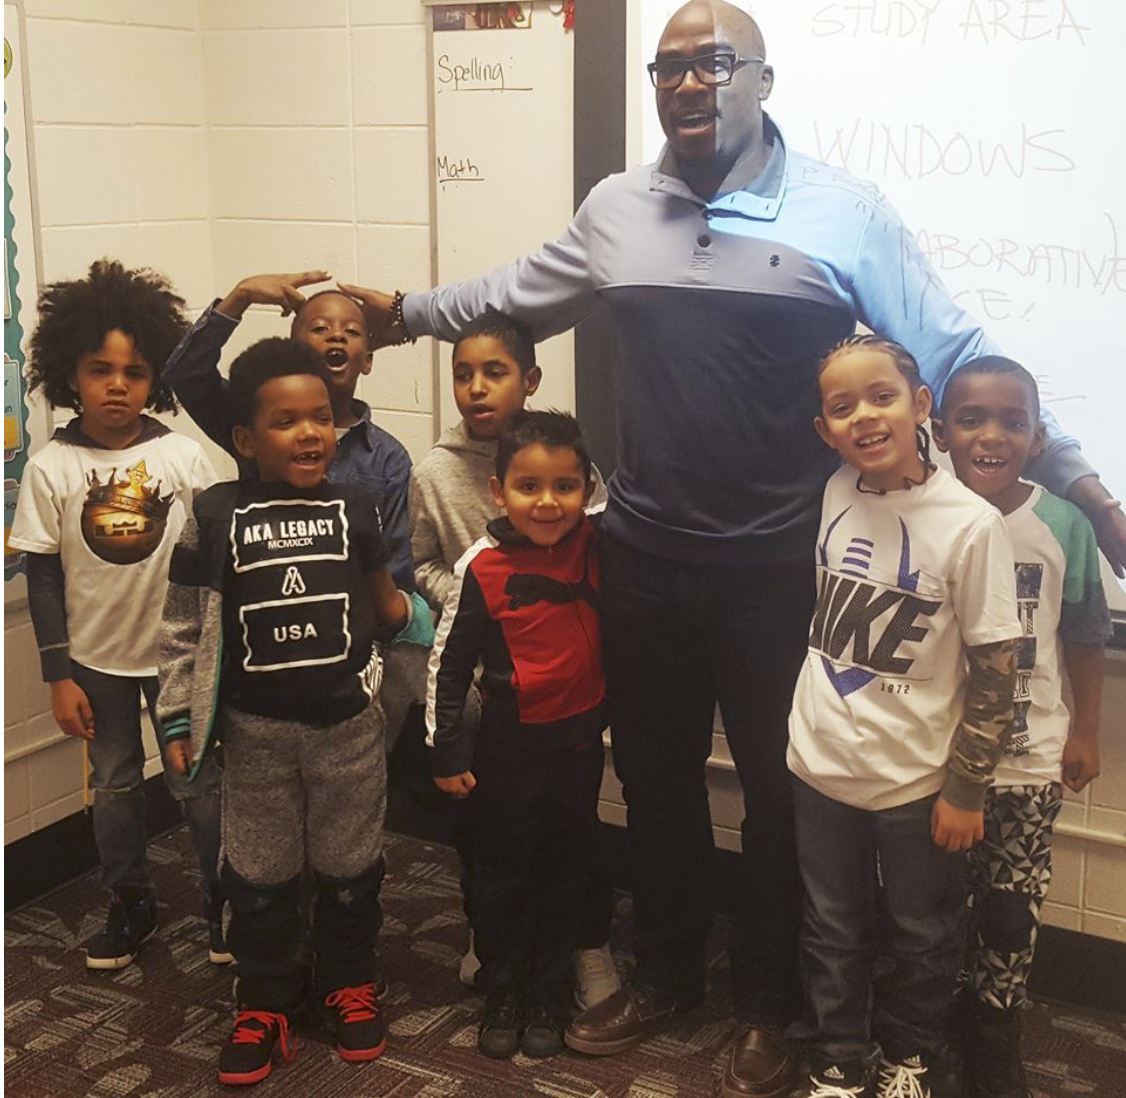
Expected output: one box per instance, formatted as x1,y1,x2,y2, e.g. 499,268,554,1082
4,1,49,605
630,0,1125,611
426,2,575,432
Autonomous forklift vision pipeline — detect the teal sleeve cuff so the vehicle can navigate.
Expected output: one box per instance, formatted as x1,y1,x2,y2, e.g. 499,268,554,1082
162,715,191,743
391,590,437,648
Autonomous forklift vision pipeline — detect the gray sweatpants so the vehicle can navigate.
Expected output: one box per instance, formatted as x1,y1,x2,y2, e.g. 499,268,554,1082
220,702,388,1007
222,702,387,885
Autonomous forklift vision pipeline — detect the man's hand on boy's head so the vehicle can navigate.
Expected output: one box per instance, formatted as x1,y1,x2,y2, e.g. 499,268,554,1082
219,270,331,320
1062,734,1100,793
334,282,399,351
50,679,94,741
931,796,983,853
165,739,194,776
434,771,476,799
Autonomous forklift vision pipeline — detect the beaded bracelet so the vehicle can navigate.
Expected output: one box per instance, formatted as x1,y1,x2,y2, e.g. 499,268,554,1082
388,290,417,346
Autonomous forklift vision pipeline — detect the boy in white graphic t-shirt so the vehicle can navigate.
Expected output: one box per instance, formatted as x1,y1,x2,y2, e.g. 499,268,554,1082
787,336,1021,1098
8,260,223,971
935,356,1112,1098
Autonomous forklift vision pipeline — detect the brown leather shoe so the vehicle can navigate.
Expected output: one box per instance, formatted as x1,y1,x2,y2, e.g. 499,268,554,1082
720,1025,798,1098
564,985,685,1056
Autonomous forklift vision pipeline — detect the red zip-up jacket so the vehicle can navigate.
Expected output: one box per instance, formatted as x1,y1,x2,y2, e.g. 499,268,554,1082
425,513,606,777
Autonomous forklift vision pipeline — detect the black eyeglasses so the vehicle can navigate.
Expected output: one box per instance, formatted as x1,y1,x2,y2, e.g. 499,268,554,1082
647,51,763,90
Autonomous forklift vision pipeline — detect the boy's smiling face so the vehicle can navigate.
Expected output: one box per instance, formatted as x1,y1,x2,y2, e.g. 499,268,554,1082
490,443,592,547
233,373,338,488
452,335,540,441
291,293,371,401
934,370,1045,515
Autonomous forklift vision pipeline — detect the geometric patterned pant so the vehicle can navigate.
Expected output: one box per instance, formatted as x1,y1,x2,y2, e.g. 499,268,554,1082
966,782,1063,1010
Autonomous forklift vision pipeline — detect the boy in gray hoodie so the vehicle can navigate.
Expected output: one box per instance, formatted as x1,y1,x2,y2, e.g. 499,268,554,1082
408,310,615,1009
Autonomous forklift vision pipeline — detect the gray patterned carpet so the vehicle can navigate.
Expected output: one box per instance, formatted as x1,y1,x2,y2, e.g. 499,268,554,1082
5,827,1126,1097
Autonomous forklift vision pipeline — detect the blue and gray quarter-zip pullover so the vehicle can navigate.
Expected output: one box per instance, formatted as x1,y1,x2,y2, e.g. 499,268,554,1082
404,118,1091,568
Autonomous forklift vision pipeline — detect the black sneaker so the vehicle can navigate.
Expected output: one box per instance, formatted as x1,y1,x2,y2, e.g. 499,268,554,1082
478,992,523,1060
85,889,157,971
521,1001,566,1059
217,1010,297,1086
876,1054,931,1098
806,1059,871,1098
206,887,234,965
324,983,386,1062
963,999,1029,1098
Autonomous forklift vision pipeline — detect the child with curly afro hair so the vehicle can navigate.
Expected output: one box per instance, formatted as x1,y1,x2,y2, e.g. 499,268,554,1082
9,258,228,971
26,258,188,415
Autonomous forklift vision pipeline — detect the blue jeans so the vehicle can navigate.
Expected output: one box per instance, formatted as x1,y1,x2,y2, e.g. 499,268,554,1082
72,662,222,895
790,778,969,1064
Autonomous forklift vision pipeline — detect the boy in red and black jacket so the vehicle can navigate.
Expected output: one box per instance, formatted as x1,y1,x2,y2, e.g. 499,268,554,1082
426,410,605,1061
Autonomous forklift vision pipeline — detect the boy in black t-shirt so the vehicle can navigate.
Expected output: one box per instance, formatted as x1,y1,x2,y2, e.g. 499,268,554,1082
159,339,430,1087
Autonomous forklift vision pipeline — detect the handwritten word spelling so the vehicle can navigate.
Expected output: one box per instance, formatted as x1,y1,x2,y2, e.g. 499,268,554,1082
436,54,531,92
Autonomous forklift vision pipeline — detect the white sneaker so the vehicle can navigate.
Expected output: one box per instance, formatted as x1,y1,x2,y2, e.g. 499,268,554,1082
459,929,481,986
573,943,621,1010
875,1055,930,1098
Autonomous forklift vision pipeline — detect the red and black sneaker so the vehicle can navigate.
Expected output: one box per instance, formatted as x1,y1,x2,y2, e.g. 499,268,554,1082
324,983,386,1062
217,1009,297,1086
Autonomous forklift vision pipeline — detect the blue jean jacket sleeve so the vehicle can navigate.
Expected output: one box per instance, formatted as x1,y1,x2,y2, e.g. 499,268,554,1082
382,443,415,591
165,303,240,458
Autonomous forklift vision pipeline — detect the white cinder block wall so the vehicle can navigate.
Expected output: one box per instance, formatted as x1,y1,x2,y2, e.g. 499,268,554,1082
4,0,438,846
6,0,222,844
201,0,435,459
5,1,1125,944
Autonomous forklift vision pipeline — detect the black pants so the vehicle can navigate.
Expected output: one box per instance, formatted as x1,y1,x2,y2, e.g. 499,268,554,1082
601,532,815,1025
469,713,604,1014
223,858,384,1011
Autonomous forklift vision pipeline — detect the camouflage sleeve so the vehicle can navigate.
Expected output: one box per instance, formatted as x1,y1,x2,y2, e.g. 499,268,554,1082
941,638,1016,811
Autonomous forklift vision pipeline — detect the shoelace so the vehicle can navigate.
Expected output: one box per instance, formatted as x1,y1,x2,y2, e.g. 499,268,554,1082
576,948,616,980
325,984,378,1024
877,1058,929,1098
810,1082,868,1098
230,1011,297,1063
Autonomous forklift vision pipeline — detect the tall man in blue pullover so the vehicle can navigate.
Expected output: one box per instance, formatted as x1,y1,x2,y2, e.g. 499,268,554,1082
342,3,1126,1095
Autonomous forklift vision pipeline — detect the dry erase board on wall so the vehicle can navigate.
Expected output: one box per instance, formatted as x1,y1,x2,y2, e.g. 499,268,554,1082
424,1,575,432
629,0,1126,612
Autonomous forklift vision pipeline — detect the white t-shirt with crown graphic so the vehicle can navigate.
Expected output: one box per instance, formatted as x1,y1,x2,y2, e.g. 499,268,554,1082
9,418,216,676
